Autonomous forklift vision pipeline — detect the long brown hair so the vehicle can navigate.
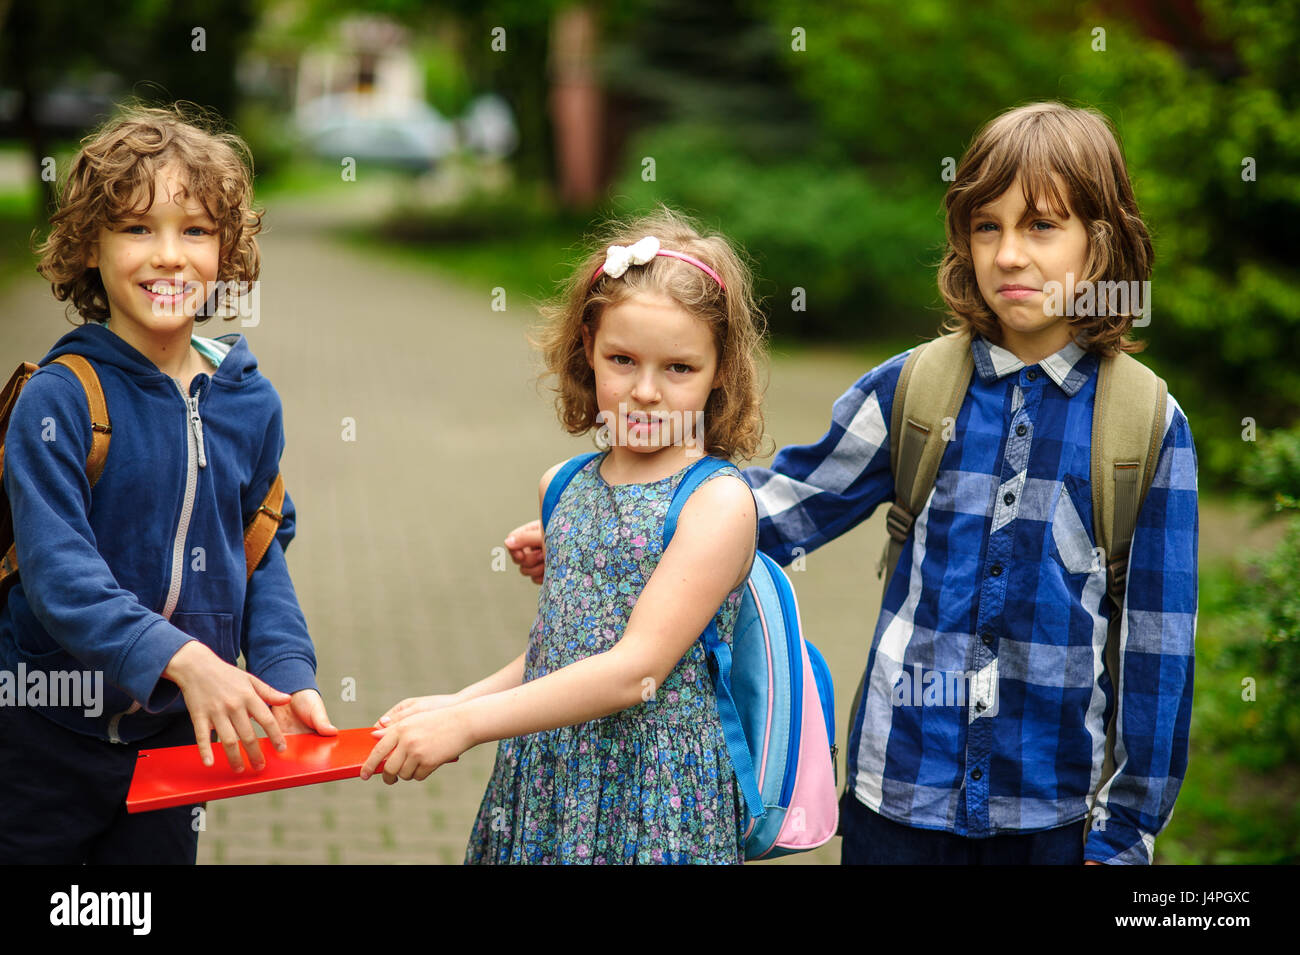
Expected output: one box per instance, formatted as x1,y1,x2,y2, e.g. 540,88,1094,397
938,102,1153,356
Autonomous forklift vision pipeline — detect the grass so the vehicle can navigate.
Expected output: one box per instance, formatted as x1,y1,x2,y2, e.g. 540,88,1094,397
0,184,46,291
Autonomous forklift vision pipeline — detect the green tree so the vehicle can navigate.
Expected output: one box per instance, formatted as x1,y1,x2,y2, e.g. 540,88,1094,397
1,0,258,215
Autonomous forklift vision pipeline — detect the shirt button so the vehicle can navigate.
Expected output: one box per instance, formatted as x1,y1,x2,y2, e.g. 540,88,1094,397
981,633,994,646
1003,492,1015,505
971,768,983,781
1027,369,1038,380
990,564,1002,577
1016,424,1027,437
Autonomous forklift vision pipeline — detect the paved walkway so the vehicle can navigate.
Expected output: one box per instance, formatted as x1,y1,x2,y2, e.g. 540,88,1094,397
0,178,1269,865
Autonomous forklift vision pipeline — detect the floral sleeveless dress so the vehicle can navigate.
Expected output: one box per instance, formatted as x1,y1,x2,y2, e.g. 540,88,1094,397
465,453,750,864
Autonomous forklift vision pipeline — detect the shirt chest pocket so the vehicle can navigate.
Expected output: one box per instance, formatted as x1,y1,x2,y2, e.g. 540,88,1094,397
1050,474,1103,576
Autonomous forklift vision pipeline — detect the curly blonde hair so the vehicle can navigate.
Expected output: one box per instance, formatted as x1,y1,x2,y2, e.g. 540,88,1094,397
33,100,263,325
938,101,1153,357
536,206,767,461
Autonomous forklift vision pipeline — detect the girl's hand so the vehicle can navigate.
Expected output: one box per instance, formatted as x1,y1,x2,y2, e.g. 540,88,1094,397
374,694,460,728
361,707,471,784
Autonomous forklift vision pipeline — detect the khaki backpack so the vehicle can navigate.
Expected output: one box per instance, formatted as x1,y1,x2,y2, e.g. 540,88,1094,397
0,356,286,600
867,330,1168,831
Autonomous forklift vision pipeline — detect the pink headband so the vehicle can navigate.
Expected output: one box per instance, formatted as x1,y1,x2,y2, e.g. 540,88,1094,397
589,236,726,290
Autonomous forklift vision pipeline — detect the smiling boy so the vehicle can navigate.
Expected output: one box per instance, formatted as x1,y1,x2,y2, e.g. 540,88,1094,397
0,104,335,864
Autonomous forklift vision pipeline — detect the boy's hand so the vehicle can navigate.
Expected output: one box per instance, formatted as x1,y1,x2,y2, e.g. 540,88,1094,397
361,708,470,784
271,688,339,737
375,693,460,728
163,641,289,772
505,520,546,585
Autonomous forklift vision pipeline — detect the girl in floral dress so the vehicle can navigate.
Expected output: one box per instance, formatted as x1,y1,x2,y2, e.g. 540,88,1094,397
362,207,767,864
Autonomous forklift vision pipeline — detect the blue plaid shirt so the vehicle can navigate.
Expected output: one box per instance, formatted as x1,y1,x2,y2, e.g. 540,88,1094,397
744,333,1198,864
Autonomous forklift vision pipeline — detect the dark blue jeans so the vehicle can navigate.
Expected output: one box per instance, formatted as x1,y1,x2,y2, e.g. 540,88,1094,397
0,703,201,864
839,790,1086,865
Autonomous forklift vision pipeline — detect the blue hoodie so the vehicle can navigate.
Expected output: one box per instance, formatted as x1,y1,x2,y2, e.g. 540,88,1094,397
0,322,319,743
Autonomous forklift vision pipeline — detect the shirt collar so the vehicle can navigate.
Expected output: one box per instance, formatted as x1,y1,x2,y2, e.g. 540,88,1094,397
969,331,1098,397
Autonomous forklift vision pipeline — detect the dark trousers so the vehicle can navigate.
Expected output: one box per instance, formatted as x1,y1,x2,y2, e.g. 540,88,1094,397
0,703,201,864
839,790,1086,865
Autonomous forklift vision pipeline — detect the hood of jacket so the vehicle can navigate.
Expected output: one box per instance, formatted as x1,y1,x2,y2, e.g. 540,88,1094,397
41,320,261,384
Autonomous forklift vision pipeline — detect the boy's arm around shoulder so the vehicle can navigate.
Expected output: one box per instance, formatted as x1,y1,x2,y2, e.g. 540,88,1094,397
3,368,193,708
742,349,911,565
1085,398,1199,865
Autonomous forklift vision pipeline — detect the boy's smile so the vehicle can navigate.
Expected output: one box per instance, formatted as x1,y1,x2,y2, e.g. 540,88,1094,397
969,175,1089,365
86,166,220,375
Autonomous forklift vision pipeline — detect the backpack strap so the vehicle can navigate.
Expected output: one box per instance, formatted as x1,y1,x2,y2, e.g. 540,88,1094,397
700,618,766,820
2,354,292,588
49,355,112,488
664,455,766,821
0,356,111,595
663,456,732,544
45,355,290,584
876,331,974,582
0,363,41,489
1086,352,1167,829
0,363,41,591
244,472,286,581
541,452,601,530
1091,352,1168,613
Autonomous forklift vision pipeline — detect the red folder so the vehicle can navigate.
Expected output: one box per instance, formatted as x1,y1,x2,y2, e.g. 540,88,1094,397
127,728,389,813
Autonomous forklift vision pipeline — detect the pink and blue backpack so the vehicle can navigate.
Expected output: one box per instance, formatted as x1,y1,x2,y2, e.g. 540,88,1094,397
543,452,839,859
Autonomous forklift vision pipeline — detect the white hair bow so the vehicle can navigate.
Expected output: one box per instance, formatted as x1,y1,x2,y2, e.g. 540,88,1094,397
602,236,661,279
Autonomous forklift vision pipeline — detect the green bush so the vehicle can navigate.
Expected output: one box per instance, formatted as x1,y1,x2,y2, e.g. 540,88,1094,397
1222,423,1300,765
610,123,946,341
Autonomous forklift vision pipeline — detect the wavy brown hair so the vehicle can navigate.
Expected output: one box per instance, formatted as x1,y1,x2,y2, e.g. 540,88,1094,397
536,206,767,461
33,100,264,325
938,101,1153,356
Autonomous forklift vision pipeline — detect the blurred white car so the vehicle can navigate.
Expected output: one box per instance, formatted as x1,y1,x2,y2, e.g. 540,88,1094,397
296,93,457,171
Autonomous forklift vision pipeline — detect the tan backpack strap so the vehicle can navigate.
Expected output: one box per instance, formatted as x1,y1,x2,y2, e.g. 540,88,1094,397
244,472,285,580
50,355,112,489
1,357,110,597
1091,353,1167,613
1086,352,1167,832
877,330,974,581
0,363,42,593
0,363,41,490
0,363,40,438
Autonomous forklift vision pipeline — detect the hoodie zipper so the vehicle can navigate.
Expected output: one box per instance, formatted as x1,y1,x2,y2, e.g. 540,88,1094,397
163,379,206,617
107,378,208,743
